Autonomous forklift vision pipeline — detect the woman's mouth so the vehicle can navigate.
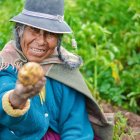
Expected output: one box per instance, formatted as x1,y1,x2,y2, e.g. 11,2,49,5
31,48,45,53
29,47,46,56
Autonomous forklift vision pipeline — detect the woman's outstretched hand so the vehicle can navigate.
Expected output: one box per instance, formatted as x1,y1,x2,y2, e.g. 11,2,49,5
9,62,45,109
9,77,46,109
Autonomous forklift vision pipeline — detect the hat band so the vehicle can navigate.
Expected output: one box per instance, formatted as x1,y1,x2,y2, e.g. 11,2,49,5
22,9,64,22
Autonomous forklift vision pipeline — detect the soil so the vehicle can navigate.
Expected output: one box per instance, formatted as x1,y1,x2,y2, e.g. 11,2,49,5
100,101,140,140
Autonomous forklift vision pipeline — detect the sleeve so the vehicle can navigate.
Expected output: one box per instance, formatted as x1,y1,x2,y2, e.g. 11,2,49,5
58,82,94,140
0,66,49,138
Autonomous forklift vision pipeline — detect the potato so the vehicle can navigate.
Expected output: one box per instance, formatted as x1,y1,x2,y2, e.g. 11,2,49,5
18,62,44,86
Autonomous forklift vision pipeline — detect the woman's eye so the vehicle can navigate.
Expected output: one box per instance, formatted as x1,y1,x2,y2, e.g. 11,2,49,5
30,27,40,33
46,32,56,38
47,33,53,36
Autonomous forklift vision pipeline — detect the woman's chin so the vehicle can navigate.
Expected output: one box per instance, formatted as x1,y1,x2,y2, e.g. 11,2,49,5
27,55,43,63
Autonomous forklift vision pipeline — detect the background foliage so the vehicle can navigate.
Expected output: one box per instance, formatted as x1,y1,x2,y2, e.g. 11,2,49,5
0,0,140,114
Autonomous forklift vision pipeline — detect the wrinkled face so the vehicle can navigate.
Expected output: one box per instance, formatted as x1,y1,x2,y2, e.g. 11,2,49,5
20,26,58,63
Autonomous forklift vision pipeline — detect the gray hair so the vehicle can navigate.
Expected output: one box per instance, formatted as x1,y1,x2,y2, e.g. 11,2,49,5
14,23,82,69
14,23,25,50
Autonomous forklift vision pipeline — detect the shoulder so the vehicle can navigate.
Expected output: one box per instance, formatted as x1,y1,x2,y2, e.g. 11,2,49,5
0,65,17,77
46,64,83,84
46,64,93,99
47,77,85,104
47,77,72,93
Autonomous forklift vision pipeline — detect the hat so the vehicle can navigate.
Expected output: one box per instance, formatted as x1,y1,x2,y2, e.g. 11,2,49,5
10,0,72,34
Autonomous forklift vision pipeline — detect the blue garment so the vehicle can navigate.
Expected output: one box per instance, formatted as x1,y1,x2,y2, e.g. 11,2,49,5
0,66,94,140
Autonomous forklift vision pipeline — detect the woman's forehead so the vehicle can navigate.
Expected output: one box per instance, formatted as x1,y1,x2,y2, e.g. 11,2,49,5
26,25,41,30
25,25,58,35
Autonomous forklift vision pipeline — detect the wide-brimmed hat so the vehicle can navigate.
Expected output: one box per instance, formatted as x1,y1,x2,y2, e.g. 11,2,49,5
10,0,72,34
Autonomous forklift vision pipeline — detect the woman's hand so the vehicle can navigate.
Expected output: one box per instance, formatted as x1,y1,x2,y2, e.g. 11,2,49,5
9,77,46,109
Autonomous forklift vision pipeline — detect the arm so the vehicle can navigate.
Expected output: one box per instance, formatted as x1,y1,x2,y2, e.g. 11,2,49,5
58,83,94,140
0,66,48,138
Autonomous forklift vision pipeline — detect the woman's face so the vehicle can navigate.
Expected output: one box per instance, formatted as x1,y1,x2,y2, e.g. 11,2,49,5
20,26,58,63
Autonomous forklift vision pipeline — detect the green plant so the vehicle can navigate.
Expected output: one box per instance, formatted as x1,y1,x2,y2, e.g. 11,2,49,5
0,0,24,49
64,0,140,113
113,112,135,140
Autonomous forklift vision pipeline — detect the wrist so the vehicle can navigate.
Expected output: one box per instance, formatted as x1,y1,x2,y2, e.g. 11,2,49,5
9,90,28,109
2,90,30,117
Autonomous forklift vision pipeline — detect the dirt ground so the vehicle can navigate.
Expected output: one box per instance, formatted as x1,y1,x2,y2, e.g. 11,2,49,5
100,102,140,140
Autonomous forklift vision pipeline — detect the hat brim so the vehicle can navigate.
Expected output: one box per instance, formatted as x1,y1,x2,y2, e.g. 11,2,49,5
10,13,72,34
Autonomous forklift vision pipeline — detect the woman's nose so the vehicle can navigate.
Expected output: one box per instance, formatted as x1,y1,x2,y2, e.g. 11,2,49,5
36,30,46,45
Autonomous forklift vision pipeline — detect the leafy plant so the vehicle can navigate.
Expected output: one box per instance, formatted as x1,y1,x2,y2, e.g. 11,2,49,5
64,0,140,113
0,0,24,49
113,112,135,140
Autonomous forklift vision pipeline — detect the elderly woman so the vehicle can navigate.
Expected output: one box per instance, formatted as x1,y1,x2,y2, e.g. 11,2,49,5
0,0,113,140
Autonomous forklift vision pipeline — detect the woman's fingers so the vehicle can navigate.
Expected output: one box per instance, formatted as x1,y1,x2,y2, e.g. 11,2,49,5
15,77,46,99
34,78,46,91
